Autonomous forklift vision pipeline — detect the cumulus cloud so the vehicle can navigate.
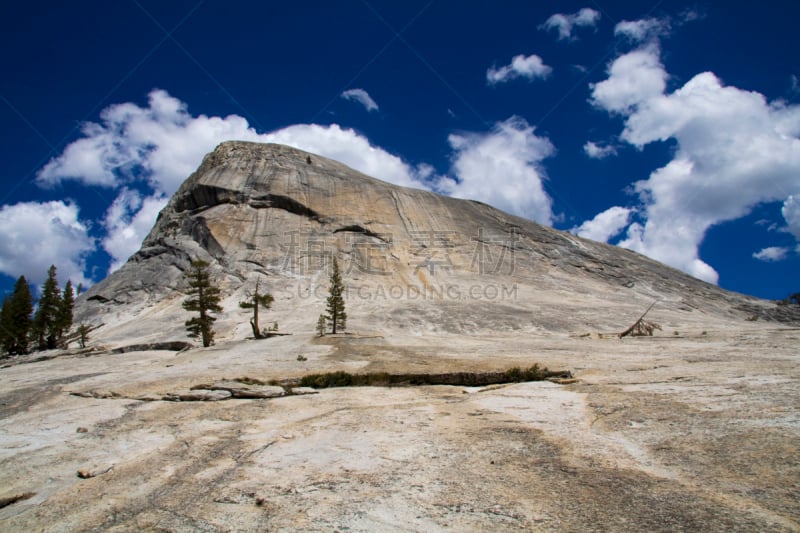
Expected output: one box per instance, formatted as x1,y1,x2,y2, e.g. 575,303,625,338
752,246,790,262
583,141,617,159
541,8,600,41
0,201,94,288
591,35,800,284
590,45,667,113
37,90,259,194
103,189,169,272
572,206,632,242
440,116,555,224
340,88,379,112
487,54,552,85
263,123,424,189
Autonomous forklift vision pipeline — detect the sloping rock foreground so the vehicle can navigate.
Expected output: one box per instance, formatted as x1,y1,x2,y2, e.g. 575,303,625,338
1,327,798,531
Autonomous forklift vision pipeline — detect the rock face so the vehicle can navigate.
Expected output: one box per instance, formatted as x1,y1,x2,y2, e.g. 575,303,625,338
3,142,800,531
77,141,796,346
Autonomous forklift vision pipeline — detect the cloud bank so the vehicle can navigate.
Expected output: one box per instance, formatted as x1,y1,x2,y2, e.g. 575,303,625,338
588,28,800,284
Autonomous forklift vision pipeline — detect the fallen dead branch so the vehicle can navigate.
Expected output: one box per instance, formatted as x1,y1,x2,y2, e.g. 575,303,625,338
77,465,114,479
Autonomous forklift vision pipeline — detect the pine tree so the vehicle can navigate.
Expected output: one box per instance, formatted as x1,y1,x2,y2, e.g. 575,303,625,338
57,280,75,341
316,314,326,337
33,265,62,350
0,297,11,356
4,276,34,355
325,257,347,334
77,324,91,349
182,260,223,347
239,278,274,339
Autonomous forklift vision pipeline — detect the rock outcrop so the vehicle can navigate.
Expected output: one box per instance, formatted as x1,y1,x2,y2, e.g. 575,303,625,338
76,141,797,346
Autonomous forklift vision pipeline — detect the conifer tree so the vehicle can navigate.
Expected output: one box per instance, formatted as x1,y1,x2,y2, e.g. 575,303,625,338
325,257,347,334
57,280,75,341
77,324,91,349
33,265,62,350
182,260,223,347
2,276,34,355
316,314,326,337
239,278,274,339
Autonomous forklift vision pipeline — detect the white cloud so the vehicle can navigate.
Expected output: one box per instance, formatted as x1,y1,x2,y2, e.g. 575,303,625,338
572,206,632,242
487,54,552,85
753,246,790,262
102,189,169,272
590,45,667,113
264,123,425,189
783,195,800,238
592,41,800,284
583,141,617,159
340,88,379,112
37,90,260,194
541,8,601,40
0,201,94,288
614,18,670,42
441,116,555,224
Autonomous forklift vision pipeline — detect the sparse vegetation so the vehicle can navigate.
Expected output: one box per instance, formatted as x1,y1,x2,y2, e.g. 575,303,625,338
296,354,307,361
1,268,76,356
324,257,347,334
0,276,34,355
298,365,565,389
77,324,91,348
33,265,64,350
239,278,274,339
183,260,222,347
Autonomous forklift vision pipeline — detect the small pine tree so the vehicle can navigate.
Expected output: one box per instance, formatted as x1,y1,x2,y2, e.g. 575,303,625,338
239,278,274,339
325,257,347,334
57,280,75,341
4,276,34,355
316,314,326,337
33,265,63,350
182,260,223,347
77,323,91,349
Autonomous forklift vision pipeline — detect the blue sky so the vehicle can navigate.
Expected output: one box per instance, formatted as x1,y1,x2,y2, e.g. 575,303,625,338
1,1,799,300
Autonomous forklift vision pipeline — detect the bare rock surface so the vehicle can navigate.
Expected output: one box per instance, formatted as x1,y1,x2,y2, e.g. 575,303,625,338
1,327,799,531
2,143,799,531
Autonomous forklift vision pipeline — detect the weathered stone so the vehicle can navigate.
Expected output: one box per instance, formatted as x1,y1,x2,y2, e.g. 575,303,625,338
207,381,285,398
163,389,231,402
288,387,319,396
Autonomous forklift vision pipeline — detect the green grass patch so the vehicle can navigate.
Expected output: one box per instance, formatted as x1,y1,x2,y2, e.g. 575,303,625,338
298,364,566,389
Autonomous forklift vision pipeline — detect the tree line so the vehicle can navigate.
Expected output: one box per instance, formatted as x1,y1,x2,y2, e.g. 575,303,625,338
183,258,347,347
1,258,350,355
0,266,76,356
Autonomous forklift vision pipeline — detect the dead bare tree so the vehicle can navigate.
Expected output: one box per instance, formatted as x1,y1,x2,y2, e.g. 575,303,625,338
619,301,662,338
